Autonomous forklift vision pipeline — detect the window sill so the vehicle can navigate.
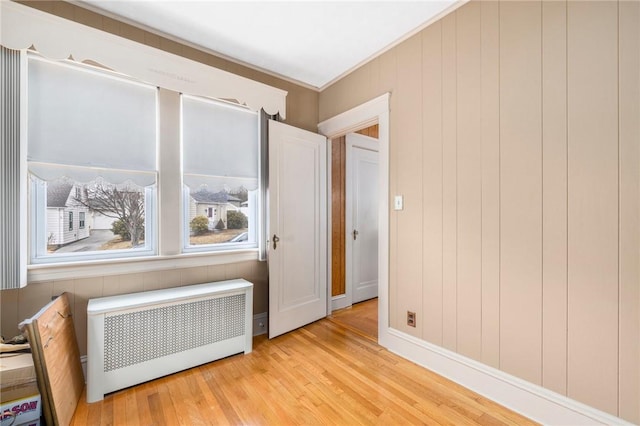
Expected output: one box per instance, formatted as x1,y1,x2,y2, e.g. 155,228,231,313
27,249,260,283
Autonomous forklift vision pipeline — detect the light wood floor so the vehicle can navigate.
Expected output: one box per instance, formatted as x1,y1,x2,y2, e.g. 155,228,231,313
72,303,536,425
328,298,378,340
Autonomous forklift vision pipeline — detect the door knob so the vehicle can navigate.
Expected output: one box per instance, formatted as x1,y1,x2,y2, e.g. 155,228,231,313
272,234,280,250
352,229,359,240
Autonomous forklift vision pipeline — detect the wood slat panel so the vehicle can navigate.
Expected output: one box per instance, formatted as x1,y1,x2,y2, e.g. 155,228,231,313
499,0,543,385
331,136,346,297
618,1,640,421
541,0,568,396
455,1,482,360
355,124,379,138
567,1,619,414
480,0,500,369
421,20,444,346
441,12,458,351
395,34,424,336
71,308,536,426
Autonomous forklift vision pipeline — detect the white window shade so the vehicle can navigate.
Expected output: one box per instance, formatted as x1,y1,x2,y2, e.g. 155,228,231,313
182,96,258,192
27,56,157,186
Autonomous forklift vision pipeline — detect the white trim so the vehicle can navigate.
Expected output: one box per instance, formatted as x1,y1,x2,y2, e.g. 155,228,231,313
0,1,287,117
80,355,87,382
27,249,258,283
331,294,350,311
253,312,268,336
385,328,632,425
317,93,390,345
326,139,334,314
318,94,389,138
19,49,28,288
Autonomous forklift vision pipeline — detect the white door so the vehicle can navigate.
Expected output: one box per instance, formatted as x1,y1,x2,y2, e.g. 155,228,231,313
346,133,379,304
268,120,327,338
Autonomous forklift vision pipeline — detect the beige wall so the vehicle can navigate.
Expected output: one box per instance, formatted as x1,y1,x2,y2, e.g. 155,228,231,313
320,0,639,422
0,1,318,355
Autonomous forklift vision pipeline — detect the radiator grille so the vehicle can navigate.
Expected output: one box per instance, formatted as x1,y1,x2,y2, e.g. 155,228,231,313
104,294,245,372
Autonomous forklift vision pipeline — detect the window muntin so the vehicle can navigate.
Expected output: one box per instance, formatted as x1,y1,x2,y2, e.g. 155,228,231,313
181,95,259,251
27,55,157,263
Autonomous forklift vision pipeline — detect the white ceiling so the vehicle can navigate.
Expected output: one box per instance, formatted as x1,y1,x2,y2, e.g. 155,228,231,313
79,1,460,90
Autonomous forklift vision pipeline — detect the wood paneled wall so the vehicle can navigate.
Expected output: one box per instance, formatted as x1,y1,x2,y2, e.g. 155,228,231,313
356,124,379,139
319,0,639,421
331,136,346,297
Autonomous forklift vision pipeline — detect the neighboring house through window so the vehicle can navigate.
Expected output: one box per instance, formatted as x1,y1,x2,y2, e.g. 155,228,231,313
182,95,258,250
45,181,90,247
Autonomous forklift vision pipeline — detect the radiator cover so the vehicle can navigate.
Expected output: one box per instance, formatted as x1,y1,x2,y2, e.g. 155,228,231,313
87,279,253,403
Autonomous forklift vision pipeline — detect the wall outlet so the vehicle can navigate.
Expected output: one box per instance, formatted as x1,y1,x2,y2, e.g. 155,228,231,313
407,311,416,327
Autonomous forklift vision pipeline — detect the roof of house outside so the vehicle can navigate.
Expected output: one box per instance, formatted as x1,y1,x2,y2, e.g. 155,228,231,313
191,189,241,204
46,182,74,208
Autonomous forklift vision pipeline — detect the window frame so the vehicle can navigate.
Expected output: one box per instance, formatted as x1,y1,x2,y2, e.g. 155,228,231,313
24,55,264,279
180,94,261,255
26,54,159,266
79,212,85,229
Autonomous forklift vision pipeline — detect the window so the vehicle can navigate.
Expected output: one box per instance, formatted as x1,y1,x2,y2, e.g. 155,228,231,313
27,55,157,263
181,95,259,251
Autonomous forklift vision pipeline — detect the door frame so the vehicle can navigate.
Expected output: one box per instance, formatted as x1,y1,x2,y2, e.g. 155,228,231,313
318,93,390,347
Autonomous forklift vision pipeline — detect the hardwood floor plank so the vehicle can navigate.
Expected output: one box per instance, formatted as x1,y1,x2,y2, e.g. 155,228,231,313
100,391,113,426
111,392,128,426
147,392,166,426
154,380,181,426
73,303,536,425
70,389,89,425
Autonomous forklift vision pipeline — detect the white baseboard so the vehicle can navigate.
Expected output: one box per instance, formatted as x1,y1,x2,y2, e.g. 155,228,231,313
253,312,267,336
331,294,350,311
80,355,87,382
384,328,632,426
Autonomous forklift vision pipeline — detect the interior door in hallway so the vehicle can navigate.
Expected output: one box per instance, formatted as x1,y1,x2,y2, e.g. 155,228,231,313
268,120,328,338
346,133,379,304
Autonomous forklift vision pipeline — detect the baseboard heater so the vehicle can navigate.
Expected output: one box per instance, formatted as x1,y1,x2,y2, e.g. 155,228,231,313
87,279,253,403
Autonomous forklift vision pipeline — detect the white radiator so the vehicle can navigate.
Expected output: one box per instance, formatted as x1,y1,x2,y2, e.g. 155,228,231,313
86,279,253,403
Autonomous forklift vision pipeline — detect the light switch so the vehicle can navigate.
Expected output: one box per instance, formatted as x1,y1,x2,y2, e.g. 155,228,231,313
394,195,403,211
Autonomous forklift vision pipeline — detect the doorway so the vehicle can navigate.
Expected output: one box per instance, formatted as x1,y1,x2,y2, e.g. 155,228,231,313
328,125,379,339
318,93,390,347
